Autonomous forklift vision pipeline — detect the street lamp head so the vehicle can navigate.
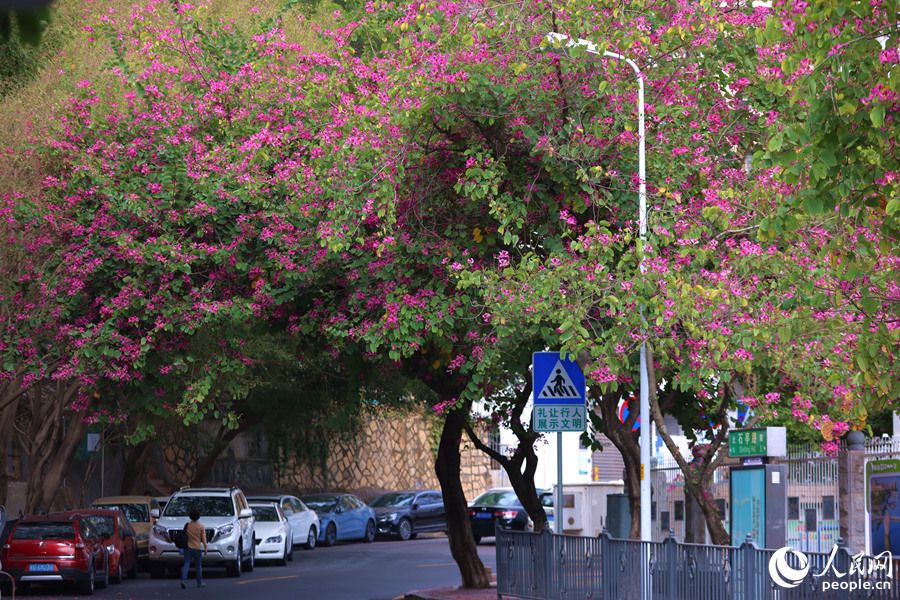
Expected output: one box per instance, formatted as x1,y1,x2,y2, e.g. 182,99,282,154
545,32,627,62
545,32,599,55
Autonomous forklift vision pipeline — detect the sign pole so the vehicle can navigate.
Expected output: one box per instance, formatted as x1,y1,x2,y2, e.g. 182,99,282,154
557,431,564,534
531,351,585,536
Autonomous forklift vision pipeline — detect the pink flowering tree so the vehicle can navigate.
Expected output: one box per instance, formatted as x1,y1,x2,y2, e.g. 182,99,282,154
750,1,899,431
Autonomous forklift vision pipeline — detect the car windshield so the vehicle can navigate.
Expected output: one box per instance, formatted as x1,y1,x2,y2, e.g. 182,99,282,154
94,503,148,523
84,516,115,538
370,493,416,508
251,506,279,522
301,496,337,512
164,496,234,517
473,491,522,507
13,522,75,540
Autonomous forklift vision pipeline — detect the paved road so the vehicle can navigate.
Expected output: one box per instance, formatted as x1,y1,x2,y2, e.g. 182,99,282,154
6,537,497,600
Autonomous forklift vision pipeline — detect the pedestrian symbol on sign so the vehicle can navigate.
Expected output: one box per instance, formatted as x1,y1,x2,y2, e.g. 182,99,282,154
537,361,581,400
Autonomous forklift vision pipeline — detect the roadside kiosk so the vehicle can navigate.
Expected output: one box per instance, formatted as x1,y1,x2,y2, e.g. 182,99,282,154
729,426,788,548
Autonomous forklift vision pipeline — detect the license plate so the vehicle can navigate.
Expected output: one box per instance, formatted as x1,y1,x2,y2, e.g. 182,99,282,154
29,563,55,572
476,512,493,520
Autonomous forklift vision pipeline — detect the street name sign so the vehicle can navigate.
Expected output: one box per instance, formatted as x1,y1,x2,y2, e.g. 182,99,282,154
532,352,586,432
728,426,787,458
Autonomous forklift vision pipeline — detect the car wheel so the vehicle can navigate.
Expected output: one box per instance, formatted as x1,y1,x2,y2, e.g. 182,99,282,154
364,520,376,543
324,523,337,547
97,553,110,589
227,545,243,578
287,540,294,561
397,518,413,541
149,562,165,579
113,558,124,584
127,557,138,579
243,539,255,572
79,562,95,595
304,526,317,550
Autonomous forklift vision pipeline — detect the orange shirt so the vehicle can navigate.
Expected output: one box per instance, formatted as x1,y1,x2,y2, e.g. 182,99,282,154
185,521,207,550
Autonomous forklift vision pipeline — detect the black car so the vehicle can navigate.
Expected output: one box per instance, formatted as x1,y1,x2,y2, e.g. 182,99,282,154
468,488,535,543
370,490,446,541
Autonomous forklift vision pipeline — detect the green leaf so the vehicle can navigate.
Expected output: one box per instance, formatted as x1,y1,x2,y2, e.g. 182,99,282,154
804,194,824,213
819,147,837,168
777,325,791,344
869,105,885,128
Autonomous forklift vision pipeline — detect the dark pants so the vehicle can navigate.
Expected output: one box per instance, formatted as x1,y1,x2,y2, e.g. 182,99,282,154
181,548,203,584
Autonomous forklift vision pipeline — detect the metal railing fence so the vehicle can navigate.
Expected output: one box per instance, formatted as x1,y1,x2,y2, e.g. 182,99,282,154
497,527,900,600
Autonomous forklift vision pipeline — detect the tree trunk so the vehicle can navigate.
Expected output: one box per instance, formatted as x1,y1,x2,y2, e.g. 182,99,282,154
436,406,489,589
24,381,87,514
684,474,730,545
190,416,261,487
0,392,20,507
462,379,547,533
595,392,642,539
644,346,730,546
119,440,151,495
504,447,547,533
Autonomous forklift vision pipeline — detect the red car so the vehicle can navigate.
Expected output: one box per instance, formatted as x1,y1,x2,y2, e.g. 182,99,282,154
0,513,110,594
56,509,138,583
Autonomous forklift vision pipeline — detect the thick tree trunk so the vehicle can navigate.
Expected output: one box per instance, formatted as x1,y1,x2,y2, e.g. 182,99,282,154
24,382,88,513
0,393,20,507
436,406,489,589
623,457,641,539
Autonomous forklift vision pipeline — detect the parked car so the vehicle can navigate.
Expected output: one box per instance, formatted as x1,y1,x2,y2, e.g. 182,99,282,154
91,495,160,566
247,494,319,549
468,488,534,543
370,490,446,541
0,513,110,594
250,503,292,565
148,486,255,578
154,496,170,514
299,493,376,546
54,509,137,584
539,491,555,530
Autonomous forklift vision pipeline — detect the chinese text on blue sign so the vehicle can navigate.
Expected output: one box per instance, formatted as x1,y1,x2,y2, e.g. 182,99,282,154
532,352,586,432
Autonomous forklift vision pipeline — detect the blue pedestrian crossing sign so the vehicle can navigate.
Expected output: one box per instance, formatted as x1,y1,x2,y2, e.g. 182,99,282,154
532,352,586,432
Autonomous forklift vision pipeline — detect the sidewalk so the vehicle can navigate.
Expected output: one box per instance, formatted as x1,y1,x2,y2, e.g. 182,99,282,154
401,583,497,600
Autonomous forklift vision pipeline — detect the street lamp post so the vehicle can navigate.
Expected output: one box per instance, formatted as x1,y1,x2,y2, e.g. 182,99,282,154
545,32,651,545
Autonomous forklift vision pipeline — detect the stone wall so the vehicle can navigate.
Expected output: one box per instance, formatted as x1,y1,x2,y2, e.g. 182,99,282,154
273,408,494,500
160,407,495,502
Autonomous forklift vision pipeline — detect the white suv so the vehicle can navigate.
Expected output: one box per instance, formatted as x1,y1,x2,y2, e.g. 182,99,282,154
148,487,256,578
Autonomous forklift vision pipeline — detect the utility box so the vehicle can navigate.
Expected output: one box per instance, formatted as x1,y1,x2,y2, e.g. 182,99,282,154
552,482,625,536
606,493,631,539
730,464,787,548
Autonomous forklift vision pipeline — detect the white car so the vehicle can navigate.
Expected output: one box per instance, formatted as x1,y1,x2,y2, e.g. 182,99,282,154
148,487,256,578
251,503,293,565
247,495,320,549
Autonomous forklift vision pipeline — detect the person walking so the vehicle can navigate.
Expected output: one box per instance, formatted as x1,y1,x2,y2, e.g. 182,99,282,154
181,509,207,589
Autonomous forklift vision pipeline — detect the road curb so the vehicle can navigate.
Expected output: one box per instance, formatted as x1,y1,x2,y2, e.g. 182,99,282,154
400,583,497,600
